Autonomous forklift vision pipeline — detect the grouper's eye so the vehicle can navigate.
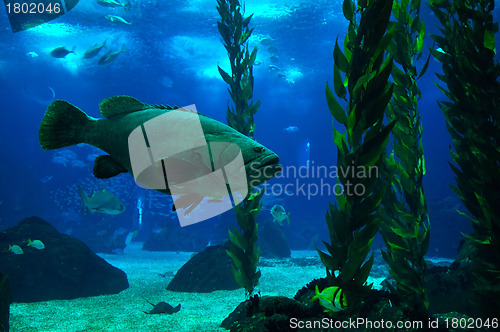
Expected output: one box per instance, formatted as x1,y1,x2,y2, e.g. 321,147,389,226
253,146,263,153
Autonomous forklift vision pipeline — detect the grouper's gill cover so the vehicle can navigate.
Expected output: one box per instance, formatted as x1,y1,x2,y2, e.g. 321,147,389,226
38,96,281,214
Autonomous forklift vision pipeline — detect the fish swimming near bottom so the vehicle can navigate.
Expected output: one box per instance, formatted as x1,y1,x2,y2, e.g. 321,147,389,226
270,204,290,225
38,96,281,215
78,185,125,215
27,239,45,250
144,301,181,314
9,244,23,255
312,285,347,314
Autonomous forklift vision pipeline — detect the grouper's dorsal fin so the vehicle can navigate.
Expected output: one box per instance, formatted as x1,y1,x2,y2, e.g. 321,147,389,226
152,104,212,118
149,104,178,110
148,104,211,118
99,96,149,118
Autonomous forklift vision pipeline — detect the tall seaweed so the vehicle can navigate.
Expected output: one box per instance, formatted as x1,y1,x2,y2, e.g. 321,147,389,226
428,0,500,317
379,0,431,314
217,0,259,138
318,0,395,314
217,0,262,296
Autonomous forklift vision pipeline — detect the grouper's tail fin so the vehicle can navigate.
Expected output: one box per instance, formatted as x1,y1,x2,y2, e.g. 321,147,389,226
39,100,91,150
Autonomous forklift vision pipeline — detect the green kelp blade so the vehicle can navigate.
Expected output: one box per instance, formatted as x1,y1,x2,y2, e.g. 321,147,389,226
326,82,347,125
355,253,374,285
483,27,496,51
218,66,233,86
342,0,354,21
334,39,349,73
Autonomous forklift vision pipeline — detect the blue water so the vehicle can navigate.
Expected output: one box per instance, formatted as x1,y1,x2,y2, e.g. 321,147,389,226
1,0,496,258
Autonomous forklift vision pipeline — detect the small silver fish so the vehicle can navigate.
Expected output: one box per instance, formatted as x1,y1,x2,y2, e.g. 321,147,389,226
9,244,23,254
84,40,107,59
98,45,127,66
28,239,45,250
284,126,298,133
41,175,53,183
105,15,132,25
125,231,135,247
270,204,290,226
97,0,130,11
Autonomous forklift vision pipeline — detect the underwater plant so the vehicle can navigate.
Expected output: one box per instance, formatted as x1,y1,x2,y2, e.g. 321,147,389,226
217,0,259,138
226,190,264,296
428,0,500,317
379,0,431,314
217,0,262,296
318,0,396,314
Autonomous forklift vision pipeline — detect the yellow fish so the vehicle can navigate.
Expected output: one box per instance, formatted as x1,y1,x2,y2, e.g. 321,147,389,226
311,285,347,314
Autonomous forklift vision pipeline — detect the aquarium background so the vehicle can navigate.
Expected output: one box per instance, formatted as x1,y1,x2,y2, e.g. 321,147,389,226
1,0,497,259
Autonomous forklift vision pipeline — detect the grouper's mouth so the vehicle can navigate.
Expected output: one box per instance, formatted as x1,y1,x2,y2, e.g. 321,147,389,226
246,154,282,183
259,154,281,169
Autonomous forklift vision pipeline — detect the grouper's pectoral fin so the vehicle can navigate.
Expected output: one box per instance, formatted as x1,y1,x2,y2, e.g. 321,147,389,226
93,155,128,178
172,193,203,216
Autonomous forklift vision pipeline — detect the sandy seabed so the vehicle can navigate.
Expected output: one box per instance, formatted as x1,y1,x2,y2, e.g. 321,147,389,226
9,242,387,332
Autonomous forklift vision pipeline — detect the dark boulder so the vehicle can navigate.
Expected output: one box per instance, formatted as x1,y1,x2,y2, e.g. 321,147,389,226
221,295,317,331
425,244,479,316
167,243,240,292
0,216,129,302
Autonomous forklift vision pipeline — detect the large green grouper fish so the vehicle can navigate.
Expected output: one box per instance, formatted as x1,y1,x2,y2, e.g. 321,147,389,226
39,96,281,214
